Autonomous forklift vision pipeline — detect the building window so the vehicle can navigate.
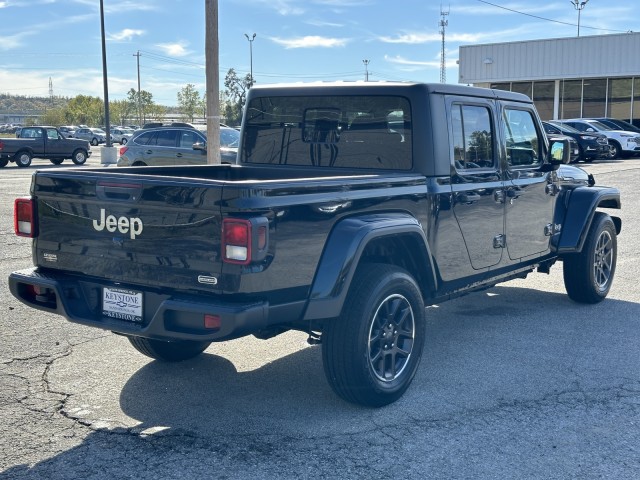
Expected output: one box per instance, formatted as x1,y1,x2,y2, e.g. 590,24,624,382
491,83,511,92
633,78,640,126
511,82,533,99
532,81,555,120
560,80,582,119
582,78,607,118
607,78,632,121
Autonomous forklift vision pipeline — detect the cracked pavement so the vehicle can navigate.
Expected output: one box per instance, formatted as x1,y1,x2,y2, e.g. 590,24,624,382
1,155,639,479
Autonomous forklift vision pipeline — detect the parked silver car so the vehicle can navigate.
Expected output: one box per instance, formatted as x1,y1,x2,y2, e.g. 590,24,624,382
117,125,239,166
110,127,134,145
74,127,109,146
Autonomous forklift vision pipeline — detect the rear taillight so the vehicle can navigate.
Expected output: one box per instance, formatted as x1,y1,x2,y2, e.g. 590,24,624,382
14,197,36,237
119,146,128,156
222,217,269,265
0,140,5,151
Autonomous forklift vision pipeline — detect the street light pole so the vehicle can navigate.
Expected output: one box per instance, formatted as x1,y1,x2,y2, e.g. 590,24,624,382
363,59,370,82
99,0,111,147
570,0,589,37
244,33,256,86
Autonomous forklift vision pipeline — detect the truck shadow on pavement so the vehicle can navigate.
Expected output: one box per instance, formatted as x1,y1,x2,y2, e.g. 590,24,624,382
2,284,640,479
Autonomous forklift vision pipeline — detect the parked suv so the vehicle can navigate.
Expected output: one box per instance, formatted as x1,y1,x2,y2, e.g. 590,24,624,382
590,117,640,134
561,119,640,159
117,125,239,166
544,121,609,162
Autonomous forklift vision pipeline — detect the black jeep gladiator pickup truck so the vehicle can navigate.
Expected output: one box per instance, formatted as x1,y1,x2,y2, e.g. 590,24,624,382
9,83,621,407
0,126,91,167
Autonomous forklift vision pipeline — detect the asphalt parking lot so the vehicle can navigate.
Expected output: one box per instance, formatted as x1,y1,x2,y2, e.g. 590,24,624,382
0,152,639,479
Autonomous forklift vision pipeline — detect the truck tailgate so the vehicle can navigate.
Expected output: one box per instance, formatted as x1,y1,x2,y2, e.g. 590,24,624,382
31,171,224,293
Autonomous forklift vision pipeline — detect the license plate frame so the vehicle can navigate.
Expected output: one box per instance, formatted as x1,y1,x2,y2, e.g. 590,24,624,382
102,287,143,323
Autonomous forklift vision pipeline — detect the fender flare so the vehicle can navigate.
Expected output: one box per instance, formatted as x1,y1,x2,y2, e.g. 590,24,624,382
303,212,437,321
556,186,621,254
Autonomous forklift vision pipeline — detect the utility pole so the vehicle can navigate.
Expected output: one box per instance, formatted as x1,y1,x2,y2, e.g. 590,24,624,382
571,0,589,37
133,51,142,125
205,0,220,164
244,33,256,87
362,59,370,82
439,6,450,84
48,77,53,107
99,0,111,147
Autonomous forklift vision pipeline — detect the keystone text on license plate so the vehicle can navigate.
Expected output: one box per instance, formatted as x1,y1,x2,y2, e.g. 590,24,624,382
102,287,143,322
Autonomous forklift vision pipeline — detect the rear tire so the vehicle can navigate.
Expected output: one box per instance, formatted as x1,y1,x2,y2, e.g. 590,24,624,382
127,336,211,362
608,142,621,160
322,263,426,407
14,151,32,167
0,158,8,168
563,212,617,304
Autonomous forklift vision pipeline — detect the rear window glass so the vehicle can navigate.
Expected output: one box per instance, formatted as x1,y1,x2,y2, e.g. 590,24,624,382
242,95,412,170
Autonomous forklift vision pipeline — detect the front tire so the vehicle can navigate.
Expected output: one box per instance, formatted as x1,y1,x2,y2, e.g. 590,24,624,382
71,149,88,165
91,138,99,146
563,212,617,304
322,263,426,407
608,142,621,160
14,151,32,167
121,137,128,145
127,336,211,362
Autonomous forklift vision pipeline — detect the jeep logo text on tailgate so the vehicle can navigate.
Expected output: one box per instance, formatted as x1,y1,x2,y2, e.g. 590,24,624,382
92,208,143,239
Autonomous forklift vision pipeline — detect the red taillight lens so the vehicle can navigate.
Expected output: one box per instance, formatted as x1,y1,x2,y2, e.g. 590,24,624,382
222,218,252,264
0,140,5,151
119,146,128,156
14,197,36,237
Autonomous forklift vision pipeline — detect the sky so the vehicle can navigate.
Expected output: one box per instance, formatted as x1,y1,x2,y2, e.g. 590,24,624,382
1,0,639,106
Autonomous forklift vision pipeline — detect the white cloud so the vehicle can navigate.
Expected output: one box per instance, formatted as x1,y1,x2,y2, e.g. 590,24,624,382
0,32,33,50
271,35,349,49
108,29,145,42
156,42,190,57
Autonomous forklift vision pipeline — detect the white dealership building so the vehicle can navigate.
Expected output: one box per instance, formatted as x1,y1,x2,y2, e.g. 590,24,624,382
458,32,640,123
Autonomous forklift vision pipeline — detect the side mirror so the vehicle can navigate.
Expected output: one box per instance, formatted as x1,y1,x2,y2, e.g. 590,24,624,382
193,142,207,152
543,138,570,171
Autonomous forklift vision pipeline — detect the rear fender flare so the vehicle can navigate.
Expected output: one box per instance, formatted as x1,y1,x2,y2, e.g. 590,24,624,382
556,186,621,254
303,213,436,321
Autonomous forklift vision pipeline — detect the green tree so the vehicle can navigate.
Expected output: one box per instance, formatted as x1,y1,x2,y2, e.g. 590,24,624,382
109,99,135,126
223,68,252,126
66,95,103,126
177,84,202,122
41,108,67,126
126,88,161,125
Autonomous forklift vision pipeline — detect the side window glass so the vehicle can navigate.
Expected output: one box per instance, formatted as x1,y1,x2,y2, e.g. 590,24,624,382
134,131,154,145
179,131,199,148
503,108,541,167
451,104,494,170
156,130,177,147
47,128,58,140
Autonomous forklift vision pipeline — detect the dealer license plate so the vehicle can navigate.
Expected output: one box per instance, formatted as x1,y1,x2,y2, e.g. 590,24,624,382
102,287,143,322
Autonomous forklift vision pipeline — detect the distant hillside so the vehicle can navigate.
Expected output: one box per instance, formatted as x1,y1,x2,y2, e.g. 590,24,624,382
0,93,177,114
0,94,70,113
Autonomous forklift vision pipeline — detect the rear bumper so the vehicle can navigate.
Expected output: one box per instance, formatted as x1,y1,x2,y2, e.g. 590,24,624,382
9,267,269,342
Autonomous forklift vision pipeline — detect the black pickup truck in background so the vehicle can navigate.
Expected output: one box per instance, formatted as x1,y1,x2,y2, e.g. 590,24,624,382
9,83,621,407
0,126,91,167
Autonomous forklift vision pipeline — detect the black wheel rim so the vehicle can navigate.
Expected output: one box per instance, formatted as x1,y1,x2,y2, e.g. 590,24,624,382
594,230,614,291
368,294,415,382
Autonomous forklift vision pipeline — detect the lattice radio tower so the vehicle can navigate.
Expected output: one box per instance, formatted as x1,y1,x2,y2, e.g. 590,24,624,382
439,6,450,83
49,77,54,105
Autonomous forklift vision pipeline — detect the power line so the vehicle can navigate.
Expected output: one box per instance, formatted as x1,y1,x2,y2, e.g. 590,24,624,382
475,0,629,33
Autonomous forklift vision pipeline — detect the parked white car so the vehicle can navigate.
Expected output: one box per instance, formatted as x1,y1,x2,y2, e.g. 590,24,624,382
561,119,640,159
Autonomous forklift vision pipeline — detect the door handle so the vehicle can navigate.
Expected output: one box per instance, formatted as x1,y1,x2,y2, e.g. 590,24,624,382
145,150,153,154
176,153,183,158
